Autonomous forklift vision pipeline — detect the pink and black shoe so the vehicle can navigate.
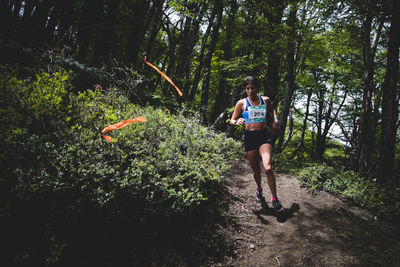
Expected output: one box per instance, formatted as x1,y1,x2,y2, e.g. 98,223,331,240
256,189,265,203
272,198,284,212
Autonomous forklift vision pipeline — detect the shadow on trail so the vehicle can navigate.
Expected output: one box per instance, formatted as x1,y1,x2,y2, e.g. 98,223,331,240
254,202,300,223
274,200,400,266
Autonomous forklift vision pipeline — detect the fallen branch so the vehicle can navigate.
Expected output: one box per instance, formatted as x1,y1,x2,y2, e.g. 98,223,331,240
275,255,281,266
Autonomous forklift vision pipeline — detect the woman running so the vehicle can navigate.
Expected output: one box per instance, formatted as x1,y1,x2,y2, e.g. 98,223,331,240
230,76,284,212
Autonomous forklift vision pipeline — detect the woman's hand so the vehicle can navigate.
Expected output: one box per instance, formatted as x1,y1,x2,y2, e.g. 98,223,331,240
230,117,244,126
235,118,245,126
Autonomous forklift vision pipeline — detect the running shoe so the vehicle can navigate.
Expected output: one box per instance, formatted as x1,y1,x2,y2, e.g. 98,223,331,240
272,199,284,212
256,189,265,203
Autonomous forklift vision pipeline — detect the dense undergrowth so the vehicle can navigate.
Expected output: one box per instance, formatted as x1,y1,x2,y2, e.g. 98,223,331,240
295,163,400,219
0,70,241,265
274,143,400,223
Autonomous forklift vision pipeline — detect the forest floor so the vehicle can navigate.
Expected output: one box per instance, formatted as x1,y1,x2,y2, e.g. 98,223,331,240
126,157,400,266
204,158,400,266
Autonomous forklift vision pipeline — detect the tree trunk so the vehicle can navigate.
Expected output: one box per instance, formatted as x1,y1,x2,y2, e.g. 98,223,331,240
357,14,383,177
200,0,223,123
54,1,76,44
314,88,325,161
281,110,294,151
211,0,238,127
292,88,312,156
319,90,348,160
1,0,13,37
160,17,178,97
312,75,348,161
276,2,297,151
125,0,150,65
145,0,164,57
176,2,206,99
262,0,286,104
189,4,217,102
98,0,123,64
76,0,99,61
379,0,400,182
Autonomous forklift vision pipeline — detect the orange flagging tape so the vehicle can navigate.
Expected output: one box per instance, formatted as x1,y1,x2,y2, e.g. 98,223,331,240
101,134,113,143
144,57,183,96
101,116,147,142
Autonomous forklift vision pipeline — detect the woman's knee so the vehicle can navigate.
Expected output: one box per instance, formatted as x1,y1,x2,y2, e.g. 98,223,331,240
263,164,272,174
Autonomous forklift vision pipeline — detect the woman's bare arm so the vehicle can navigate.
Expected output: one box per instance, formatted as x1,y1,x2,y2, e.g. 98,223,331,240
230,99,245,125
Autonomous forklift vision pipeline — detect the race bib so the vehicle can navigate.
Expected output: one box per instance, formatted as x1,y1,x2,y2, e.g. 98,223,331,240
247,105,267,123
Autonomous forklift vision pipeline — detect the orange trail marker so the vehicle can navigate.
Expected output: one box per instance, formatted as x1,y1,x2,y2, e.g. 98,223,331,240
144,57,183,96
101,116,147,143
101,134,113,143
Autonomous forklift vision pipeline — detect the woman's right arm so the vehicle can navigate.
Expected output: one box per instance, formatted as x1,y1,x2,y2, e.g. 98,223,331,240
230,100,245,126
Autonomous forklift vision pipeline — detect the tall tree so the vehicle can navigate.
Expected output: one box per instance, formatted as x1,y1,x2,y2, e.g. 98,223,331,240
200,0,223,123
144,0,166,58
276,1,298,150
314,79,348,160
356,5,384,176
189,4,217,102
76,0,103,62
262,0,286,104
292,88,312,157
379,0,400,182
211,0,238,126
175,1,207,98
125,0,151,65
160,11,179,97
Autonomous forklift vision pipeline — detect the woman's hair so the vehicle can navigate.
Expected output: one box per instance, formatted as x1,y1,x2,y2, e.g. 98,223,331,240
244,76,274,125
243,76,260,88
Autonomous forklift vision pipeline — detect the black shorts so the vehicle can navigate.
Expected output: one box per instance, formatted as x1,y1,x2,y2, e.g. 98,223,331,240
243,127,272,152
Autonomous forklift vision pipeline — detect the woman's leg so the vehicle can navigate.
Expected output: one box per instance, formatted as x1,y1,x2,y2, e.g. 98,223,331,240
246,150,262,188
259,143,278,199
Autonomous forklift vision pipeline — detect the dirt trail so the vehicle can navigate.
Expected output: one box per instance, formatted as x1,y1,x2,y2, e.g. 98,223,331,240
214,158,400,266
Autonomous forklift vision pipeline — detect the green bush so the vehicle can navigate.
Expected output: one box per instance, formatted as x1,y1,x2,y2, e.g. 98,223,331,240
1,70,242,221
28,71,71,118
1,70,242,264
296,163,334,191
296,163,387,214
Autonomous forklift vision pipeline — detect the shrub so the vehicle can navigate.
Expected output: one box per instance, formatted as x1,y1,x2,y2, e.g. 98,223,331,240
296,164,387,214
296,163,334,191
1,71,242,222
1,69,242,265
28,71,71,118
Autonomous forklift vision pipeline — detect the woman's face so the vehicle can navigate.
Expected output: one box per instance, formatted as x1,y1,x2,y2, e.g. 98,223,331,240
245,83,258,98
